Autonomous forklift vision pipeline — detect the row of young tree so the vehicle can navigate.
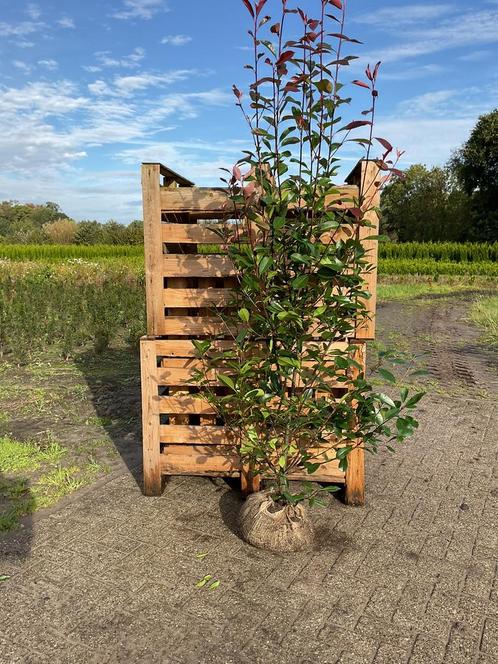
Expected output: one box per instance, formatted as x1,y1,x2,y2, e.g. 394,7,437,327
381,110,498,242
0,201,144,245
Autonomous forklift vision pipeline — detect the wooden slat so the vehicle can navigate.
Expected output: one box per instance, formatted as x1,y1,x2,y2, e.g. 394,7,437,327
142,164,164,336
345,342,366,506
157,317,233,337
158,396,216,415
153,339,236,357
164,288,234,308
161,222,358,245
164,255,236,278
160,185,359,214
162,223,229,244
160,445,241,475
156,365,232,387
140,337,162,495
349,161,380,341
159,425,233,444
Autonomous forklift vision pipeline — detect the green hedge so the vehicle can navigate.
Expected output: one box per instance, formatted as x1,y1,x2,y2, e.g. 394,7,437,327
378,259,498,276
379,242,498,262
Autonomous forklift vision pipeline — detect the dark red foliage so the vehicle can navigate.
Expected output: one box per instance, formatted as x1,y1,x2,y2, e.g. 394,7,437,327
242,0,254,18
352,80,370,90
375,137,393,153
329,0,343,9
342,120,372,131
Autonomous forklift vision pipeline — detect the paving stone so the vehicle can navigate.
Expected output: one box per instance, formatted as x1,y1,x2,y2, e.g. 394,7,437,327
1,396,498,662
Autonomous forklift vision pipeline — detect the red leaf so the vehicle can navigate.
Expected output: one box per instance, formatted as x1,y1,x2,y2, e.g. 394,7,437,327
270,22,280,34
329,0,343,9
233,165,242,181
243,181,256,198
375,137,393,153
342,120,372,131
365,65,373,81
353,80,370,89
329,33,362,44
255,0,267,16
373,61,381,80
349,207,363,219
390,168,405,178
242,0,254,18
232,85,243,100
308,19,320,30
277,50,295,64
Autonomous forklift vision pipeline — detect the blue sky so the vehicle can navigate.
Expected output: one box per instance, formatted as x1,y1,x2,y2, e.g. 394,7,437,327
0,0,497,222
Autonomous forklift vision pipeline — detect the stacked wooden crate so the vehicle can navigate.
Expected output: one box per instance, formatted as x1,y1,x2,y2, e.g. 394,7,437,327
140,160,380,505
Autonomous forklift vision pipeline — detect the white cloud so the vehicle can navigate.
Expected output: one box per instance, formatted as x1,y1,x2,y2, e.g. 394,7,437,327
0,20,42,37
361,9,498,64
38,59,59,71
90,47,146,70
58,17,75,29
355,4,452,27
88,69,198,96
26,3,41,20
161,35,192,46
112,0,168,20
381,64,445,81
13,60,32,74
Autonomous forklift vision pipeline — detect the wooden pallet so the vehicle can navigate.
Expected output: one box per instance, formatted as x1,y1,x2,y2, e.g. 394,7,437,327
140,337,366,503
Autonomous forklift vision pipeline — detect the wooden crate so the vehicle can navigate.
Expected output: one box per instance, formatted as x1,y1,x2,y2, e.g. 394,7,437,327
140,161,380,505
142,160,380,342
141,337,366,504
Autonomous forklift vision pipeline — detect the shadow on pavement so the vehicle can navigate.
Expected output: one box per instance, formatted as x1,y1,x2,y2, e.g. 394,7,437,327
74,347,143,490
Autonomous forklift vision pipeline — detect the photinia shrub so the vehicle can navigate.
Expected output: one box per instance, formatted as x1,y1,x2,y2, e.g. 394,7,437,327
193,0,423,507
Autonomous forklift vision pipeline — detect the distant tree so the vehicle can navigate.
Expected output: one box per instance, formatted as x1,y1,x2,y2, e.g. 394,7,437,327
380,164,468,242
42,218,78,244
0,201,69,241
102,220,128,244
74,220,106,245
124,220,144,245
450,109,498,241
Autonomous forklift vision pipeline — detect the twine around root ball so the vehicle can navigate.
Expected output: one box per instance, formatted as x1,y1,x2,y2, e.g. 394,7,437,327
239,491,314,553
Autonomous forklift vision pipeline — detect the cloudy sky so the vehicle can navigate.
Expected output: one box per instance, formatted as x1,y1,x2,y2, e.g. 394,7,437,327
0,0,497,222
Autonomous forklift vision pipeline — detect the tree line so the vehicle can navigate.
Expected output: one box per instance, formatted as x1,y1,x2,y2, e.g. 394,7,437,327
1,110,496,245
0,201,144,245
381,110,498,242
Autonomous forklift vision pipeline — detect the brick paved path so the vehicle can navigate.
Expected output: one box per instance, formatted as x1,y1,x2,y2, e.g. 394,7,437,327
1,394,497,664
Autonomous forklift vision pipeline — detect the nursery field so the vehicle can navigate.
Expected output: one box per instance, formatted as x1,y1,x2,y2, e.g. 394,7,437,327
0,241,497,531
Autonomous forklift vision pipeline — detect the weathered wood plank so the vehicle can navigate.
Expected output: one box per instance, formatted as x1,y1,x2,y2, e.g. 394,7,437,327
160,445,241,474
161,222,359,245
157,396,216,415
164,255,236,278
345,342,366,506
160,185,359,214
159,425,234,444
140,338,162,495
142,164,164,335
164,288,235,308
153,339,236,357
156,316,233,337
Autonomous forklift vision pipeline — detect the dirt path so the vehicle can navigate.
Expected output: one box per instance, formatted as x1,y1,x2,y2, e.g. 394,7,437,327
377,292,498,397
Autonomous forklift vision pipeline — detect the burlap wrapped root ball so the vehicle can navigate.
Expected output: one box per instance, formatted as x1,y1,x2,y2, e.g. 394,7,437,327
239,491,314,552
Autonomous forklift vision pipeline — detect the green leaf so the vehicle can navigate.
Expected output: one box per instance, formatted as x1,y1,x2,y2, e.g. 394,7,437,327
218,374,235,390
0,575,10,582
405,392,425,408
379,393,396,408
238,308,250,323
195,575,212,588
192,340,212,356
195,552,208,560
378,368,396,384
292,274,309,289
209,580,221,590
